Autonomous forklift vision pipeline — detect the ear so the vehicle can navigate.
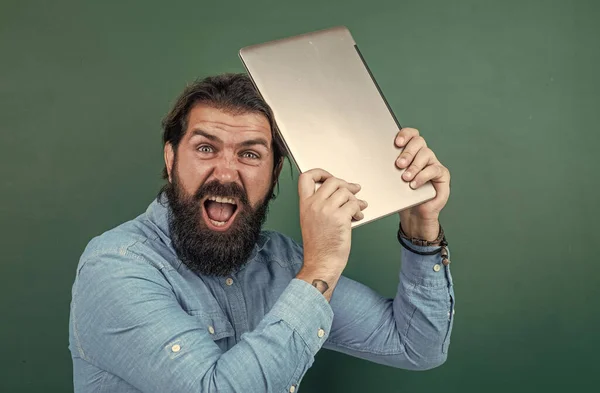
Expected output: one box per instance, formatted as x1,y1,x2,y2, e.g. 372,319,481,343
164,142,175,183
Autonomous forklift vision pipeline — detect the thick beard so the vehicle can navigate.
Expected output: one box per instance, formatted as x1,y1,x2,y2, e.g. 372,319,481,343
164,173,272,277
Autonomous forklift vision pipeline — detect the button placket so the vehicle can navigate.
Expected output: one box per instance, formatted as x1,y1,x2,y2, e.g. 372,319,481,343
221,273,248,343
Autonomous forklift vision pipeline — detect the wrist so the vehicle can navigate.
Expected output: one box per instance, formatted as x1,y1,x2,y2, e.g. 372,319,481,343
296,266,341,302
400,218,440,242
397,223,451,266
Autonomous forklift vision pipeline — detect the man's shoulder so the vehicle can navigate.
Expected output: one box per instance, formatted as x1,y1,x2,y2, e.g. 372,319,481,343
258,230,304,268
77,210,171,273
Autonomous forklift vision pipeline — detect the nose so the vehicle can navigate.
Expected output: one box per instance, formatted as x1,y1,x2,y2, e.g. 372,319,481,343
210,155,240,184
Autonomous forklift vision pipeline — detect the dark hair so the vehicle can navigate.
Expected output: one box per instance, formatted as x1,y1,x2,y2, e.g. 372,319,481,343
161,73,286,180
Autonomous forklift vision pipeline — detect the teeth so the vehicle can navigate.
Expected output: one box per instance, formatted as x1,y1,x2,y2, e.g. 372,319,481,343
209,219,227,227
208,196,236,204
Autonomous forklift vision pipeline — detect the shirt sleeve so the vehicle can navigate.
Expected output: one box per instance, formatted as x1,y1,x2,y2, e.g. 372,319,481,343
324,244,455,370
70,247,333,393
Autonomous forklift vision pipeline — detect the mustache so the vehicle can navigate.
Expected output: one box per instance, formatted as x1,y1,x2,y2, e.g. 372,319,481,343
194,180,249,206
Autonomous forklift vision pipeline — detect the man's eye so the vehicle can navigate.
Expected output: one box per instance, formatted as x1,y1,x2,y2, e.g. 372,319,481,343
197,145,213,153
241,151,260,159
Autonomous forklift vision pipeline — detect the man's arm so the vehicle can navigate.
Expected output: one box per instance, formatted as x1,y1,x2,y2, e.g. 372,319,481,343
70,249,333,393
291,124,453,369
323,244,454,370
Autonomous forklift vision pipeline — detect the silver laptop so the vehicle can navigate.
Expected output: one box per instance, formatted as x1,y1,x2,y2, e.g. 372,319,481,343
239,26,436,228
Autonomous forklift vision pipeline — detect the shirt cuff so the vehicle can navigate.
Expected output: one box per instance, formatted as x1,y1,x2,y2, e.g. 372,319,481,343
267,278,334,355
400,245,452,288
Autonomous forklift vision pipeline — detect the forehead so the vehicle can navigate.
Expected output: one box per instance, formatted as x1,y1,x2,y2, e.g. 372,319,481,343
185,103,272,142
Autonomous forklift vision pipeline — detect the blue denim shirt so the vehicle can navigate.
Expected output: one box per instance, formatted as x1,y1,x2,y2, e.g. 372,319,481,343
69,198,455,392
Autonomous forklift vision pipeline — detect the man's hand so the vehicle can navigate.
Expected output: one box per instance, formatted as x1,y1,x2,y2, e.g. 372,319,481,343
295,169,368,301
395,127,451,241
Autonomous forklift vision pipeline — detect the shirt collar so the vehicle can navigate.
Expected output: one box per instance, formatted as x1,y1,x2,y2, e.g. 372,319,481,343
145,194,174,249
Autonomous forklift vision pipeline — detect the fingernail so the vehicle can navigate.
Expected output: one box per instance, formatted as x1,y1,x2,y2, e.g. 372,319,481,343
398,158,406,166
410,181,417,188
397,137,404,146
404,171,412,179
362,199,368,207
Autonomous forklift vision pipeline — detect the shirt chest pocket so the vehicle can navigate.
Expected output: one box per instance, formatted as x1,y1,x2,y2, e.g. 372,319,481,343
188,311,235,350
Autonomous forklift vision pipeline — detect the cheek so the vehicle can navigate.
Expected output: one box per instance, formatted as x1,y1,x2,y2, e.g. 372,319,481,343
175,153,210,196
244,166,274,205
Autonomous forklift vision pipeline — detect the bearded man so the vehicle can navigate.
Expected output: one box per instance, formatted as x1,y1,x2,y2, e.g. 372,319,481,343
69,73,455,393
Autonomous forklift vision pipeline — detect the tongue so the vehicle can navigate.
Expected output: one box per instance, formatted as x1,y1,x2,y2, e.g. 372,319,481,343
205,201,235,222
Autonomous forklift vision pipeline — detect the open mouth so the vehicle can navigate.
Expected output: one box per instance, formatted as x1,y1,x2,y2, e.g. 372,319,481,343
201,195,239,231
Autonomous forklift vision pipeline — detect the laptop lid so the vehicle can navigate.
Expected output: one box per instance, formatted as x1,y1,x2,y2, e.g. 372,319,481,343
239,26,436,228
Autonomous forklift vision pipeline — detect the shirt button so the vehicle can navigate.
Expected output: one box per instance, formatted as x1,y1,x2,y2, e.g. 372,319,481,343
317,328,325,338
433,264,441,272
208,326,215,335
225,277,234,286
171,344,181,353
289,385,296,393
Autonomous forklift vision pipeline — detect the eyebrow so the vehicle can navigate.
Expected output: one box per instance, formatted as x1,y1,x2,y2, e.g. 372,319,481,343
192,129,220,142
191,129,270,150
238,138,270,150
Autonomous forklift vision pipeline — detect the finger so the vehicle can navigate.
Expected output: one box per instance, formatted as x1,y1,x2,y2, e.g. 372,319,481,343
414,166,450,212
298,168,333,200
431,169,450,210
394,127,420,148
429,178,450,211
358,199,368,210
353,199,369,219
353,211,365,221
315,177,360,201
409,164,446,189
402,148,436,182
340,199,364,221
337,194,368,211
328,188,356,208
396,135,426,169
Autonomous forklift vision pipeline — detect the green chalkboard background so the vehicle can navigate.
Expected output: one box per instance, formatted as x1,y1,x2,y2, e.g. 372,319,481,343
1,0,598,391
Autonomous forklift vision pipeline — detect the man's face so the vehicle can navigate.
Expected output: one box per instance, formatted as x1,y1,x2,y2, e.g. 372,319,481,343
163,104,280,276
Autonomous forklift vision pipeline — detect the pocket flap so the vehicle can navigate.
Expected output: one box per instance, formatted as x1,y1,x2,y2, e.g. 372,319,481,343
189,311,235,340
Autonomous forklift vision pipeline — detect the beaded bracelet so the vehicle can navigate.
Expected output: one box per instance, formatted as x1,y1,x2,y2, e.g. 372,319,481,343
397,223,450,266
